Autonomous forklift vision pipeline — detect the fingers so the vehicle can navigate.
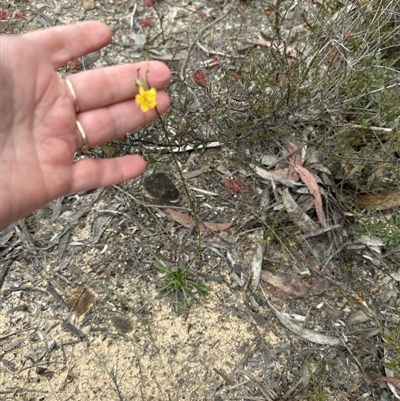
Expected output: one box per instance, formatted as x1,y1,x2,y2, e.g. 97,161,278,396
70,155,146,194
23,21,112,68
75,90,170,149
65,61,171,112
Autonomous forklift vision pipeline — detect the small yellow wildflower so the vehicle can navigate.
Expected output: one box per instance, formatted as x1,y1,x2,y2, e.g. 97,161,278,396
135,80,157,112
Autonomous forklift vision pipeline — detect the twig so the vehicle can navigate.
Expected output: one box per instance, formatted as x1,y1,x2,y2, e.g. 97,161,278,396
342,82,400,104
335,124,393,133
322,241,363,270
130,3,137,30
213,368,236,385
195,41,244,59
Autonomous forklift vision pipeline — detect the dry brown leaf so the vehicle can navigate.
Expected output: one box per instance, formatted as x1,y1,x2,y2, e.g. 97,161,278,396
182,168,207,179
167,209,233,232
200,221,233,232
264,297,341,346
282,188,319,234
252,165,301,187
376,376,400,390
357,189,400,211
293,164,325,226
167,209,193,228
261,270,329,298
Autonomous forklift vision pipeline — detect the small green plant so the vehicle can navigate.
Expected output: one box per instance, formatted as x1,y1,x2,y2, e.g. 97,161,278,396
148,248,207,314
355,215,400,250
381,330,400,373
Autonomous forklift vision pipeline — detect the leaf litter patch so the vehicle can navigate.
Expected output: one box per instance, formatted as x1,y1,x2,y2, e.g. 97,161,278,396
1,0,400,400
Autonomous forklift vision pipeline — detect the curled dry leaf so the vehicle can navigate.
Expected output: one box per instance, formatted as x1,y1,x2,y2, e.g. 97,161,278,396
181,168,207,179
251,165,301,188
167,209,233,232
293,164,326,226
357,189,400,211
264,297,341,346
261,270,329,298
282,188,319,234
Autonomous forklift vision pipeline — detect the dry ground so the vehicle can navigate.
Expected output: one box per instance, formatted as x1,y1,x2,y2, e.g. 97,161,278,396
1,1,400,400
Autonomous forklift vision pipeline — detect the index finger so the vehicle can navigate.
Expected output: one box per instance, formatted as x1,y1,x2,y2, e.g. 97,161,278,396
23,21,112,68
64,61,171,112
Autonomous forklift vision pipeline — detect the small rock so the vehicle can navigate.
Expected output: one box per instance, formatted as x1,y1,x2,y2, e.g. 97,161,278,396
83,0,96,11
143,172,179,201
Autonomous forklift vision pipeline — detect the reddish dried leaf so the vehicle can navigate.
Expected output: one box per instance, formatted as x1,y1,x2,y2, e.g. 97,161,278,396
200,221,233,232
293,164,325,226
143,0,154,5
204,58,220,68
261,270,329,298
376,376,400,390
0,10,8,19
167,210,193,229
283,141,301,181
167,209,232,232
357,189,400,211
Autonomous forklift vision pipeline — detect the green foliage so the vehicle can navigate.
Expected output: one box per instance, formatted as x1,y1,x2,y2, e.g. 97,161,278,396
148,248,207,314
381,330,400,372
355,215,400,249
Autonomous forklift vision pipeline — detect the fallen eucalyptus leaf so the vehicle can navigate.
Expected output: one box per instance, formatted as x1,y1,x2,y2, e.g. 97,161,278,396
293,164,325,226
282,188,319,234
357,189,400,211
251,165,301,187
264,296,341,346
167,209,233,232
261,270,329,298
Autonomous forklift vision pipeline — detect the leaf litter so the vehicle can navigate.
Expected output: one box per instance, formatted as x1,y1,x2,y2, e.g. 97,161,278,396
0,0,400,400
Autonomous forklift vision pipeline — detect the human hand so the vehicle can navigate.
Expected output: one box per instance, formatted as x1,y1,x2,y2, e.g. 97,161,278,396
0,21,171,229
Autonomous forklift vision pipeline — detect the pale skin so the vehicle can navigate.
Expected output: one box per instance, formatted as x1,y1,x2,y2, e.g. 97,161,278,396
0,21,171,229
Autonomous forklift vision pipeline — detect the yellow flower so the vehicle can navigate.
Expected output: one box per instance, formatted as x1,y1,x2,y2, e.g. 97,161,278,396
135,84,157,113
